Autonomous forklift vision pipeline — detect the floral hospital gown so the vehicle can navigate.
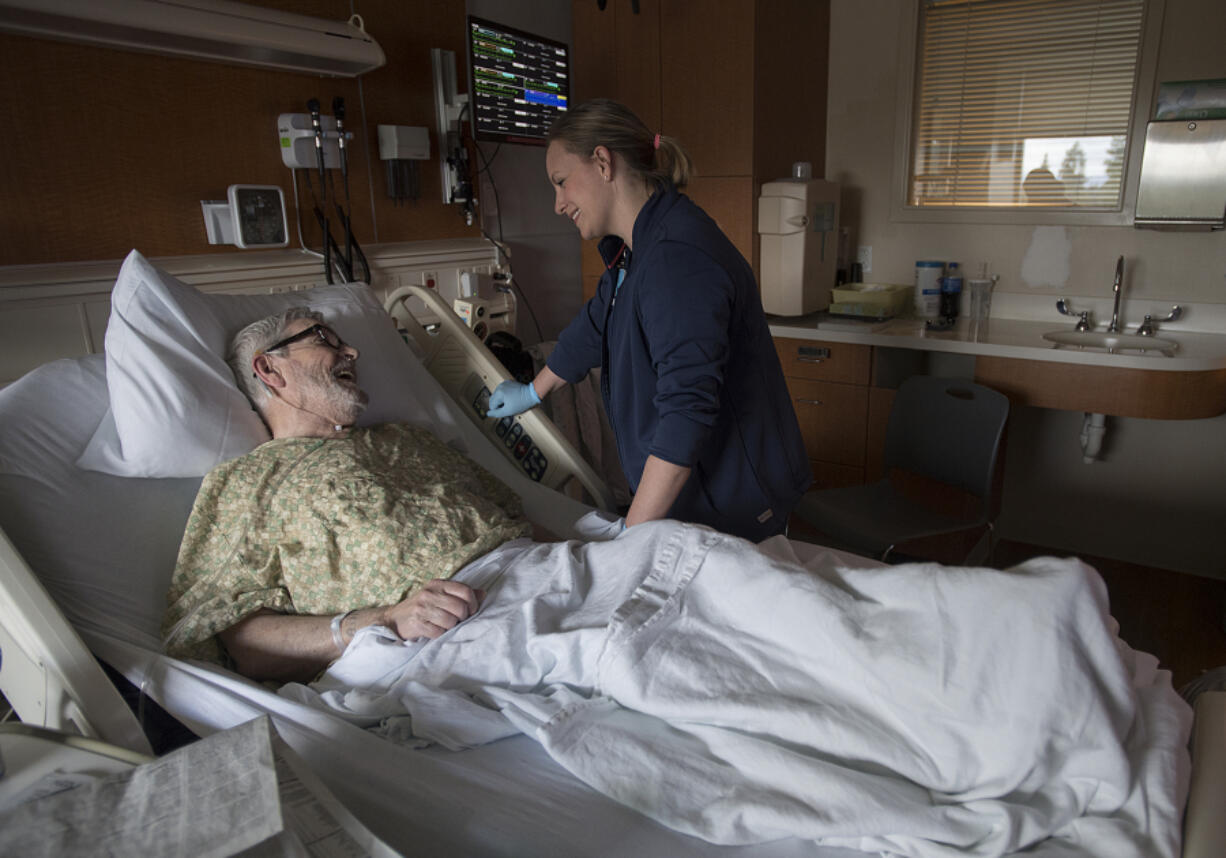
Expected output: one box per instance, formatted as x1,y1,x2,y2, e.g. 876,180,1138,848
162,423,531,665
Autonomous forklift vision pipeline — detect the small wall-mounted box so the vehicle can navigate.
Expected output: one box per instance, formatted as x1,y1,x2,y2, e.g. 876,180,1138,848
377,125,430,161
277,113,348,170
201,185,289,248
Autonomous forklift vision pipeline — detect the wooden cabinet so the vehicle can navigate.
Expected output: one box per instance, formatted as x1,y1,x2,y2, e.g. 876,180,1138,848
773,336,872,489
572,0,830,301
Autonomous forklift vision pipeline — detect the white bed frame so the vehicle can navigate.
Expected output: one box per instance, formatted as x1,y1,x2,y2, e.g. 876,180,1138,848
0,529,153,755
0,244,1222,856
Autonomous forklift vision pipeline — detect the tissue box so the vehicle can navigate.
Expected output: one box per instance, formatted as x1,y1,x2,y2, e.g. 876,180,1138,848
1155,79,1226,120
829,282,910,318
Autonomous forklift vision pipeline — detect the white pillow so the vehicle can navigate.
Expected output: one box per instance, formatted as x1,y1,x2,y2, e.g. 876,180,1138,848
77,250,426,478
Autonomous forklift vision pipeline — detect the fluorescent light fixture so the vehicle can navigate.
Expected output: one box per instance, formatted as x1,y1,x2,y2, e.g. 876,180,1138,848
0,0,386,77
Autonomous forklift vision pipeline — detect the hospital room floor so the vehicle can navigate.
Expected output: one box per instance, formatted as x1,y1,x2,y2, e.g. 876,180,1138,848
993,540,1226,692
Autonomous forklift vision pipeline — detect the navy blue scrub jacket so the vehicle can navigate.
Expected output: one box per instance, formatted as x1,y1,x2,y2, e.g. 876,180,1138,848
547,186,811,542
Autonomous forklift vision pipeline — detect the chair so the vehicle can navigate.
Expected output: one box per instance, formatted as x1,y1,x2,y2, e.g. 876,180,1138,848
792,376,1009,564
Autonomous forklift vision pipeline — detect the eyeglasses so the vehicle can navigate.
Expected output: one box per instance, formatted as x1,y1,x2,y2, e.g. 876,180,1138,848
259,324,346,356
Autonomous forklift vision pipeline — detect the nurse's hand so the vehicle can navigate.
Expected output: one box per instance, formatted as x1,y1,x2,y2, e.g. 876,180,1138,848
486,380,541,418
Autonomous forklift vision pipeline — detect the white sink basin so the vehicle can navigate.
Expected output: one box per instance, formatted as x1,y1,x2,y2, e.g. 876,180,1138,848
1042,330,1178,355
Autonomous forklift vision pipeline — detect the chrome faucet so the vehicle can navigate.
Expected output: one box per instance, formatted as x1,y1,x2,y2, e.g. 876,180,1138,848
1107,255,1125,333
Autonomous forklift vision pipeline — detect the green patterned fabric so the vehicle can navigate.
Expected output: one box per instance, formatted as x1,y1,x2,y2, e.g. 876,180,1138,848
162,423,530,665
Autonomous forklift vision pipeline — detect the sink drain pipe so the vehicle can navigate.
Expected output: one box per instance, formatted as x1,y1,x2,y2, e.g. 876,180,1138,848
1081,412,1107,463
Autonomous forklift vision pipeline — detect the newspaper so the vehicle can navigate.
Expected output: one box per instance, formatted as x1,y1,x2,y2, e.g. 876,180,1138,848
0,716,400,858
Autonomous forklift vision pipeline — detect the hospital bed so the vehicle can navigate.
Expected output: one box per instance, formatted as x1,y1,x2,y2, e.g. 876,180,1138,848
0,250,1222,857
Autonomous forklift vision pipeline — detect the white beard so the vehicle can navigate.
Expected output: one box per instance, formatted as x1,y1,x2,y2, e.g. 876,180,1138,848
297,362,369,427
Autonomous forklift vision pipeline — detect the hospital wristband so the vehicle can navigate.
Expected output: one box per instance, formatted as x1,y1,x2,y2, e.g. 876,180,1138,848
330,609,356,652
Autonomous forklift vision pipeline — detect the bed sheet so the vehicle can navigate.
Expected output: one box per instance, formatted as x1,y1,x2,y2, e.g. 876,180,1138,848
279,521,1191,858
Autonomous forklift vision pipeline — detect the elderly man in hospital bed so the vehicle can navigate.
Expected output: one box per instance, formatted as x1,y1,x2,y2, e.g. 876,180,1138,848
155,305,1191,857
162,307,537,682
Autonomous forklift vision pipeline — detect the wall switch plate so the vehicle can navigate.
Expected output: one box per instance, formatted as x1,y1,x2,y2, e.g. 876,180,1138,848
856,245,872,274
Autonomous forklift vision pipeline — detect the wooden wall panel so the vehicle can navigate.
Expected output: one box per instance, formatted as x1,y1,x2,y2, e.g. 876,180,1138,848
753,0,828,182
0,0,479,267
659,0,754,179
685,176,755,267
614,0,663,133
572,0,661,130
571,0,618,100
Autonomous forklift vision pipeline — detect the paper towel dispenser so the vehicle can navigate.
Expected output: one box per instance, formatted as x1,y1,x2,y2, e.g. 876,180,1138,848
1134,119,1226,230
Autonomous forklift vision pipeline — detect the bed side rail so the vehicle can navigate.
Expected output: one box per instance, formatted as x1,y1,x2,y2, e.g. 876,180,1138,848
1184,690,1226,858
385,285,617,513
0,527,153,756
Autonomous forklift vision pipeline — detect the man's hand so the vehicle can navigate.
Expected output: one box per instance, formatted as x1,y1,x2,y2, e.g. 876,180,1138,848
382,578,485,641
218,580,485,683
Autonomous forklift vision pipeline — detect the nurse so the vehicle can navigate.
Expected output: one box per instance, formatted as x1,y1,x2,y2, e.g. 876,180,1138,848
487,99,810,542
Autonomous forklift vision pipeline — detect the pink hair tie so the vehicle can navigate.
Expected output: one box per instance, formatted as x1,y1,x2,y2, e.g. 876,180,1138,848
653,133,661,150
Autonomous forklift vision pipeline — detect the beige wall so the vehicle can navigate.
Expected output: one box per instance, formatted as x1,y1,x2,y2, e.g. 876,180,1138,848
827,0,1226,578
827,0,1226,306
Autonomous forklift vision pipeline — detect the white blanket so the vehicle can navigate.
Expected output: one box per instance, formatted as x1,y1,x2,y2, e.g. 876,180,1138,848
281,521,1191,858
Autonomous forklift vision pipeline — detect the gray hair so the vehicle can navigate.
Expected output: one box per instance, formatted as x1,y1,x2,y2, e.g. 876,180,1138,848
228,307,324,411
547,98,693,190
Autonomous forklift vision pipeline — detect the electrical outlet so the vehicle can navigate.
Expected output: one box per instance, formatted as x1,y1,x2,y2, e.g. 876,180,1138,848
856,245,872,274
419,270,438,290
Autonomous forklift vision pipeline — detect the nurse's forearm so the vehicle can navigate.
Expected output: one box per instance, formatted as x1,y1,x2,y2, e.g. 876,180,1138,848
532,365,568,400
626,455,691,527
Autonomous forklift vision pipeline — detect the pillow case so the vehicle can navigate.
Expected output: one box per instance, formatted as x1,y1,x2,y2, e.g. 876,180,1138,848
77,250,426,478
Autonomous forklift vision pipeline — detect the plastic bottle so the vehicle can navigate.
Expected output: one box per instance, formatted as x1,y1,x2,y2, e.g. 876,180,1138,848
940,262,963,319
914,261,943,318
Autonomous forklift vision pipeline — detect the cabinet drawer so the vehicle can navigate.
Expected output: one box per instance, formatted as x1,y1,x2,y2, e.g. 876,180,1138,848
773,337,871,385
787,378,868,467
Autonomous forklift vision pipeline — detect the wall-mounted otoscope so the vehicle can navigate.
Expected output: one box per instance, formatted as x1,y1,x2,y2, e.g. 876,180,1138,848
305,98,332,281
276,99,369,285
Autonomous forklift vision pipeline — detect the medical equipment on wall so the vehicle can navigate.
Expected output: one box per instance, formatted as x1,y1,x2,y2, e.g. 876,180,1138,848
431,47,475,224
757,166,840,316
377,124,430,204
277,99,370,285
453,271,515,341
200,185,288,248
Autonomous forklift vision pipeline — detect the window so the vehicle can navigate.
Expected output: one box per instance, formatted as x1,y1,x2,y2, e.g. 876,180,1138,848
903,0,1149,216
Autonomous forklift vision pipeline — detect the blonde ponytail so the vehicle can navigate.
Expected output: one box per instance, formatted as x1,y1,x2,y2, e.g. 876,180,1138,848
548,99,694,190
650,133,692,189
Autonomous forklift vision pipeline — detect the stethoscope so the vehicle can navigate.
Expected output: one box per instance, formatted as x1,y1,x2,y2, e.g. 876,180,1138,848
607,242,629,308
599,242,630,402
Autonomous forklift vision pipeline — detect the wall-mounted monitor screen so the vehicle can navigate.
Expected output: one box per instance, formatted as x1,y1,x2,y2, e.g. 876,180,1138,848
467,15,569,146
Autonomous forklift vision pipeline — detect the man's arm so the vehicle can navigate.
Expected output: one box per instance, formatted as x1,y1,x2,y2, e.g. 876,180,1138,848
218,578,484,683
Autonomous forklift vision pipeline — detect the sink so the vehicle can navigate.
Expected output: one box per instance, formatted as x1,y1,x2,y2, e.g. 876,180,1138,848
1042,329,1179,355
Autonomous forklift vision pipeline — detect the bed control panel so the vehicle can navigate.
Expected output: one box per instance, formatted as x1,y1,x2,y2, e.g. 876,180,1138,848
385,285,616,511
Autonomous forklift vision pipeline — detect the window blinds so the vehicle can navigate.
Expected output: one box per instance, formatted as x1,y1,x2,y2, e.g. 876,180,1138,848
909,0,1144,208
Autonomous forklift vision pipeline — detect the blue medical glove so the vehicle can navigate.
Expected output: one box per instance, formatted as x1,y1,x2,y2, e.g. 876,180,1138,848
486,380,541,418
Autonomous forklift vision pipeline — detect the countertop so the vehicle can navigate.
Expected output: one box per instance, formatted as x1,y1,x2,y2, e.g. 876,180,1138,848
768,296,1226,373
